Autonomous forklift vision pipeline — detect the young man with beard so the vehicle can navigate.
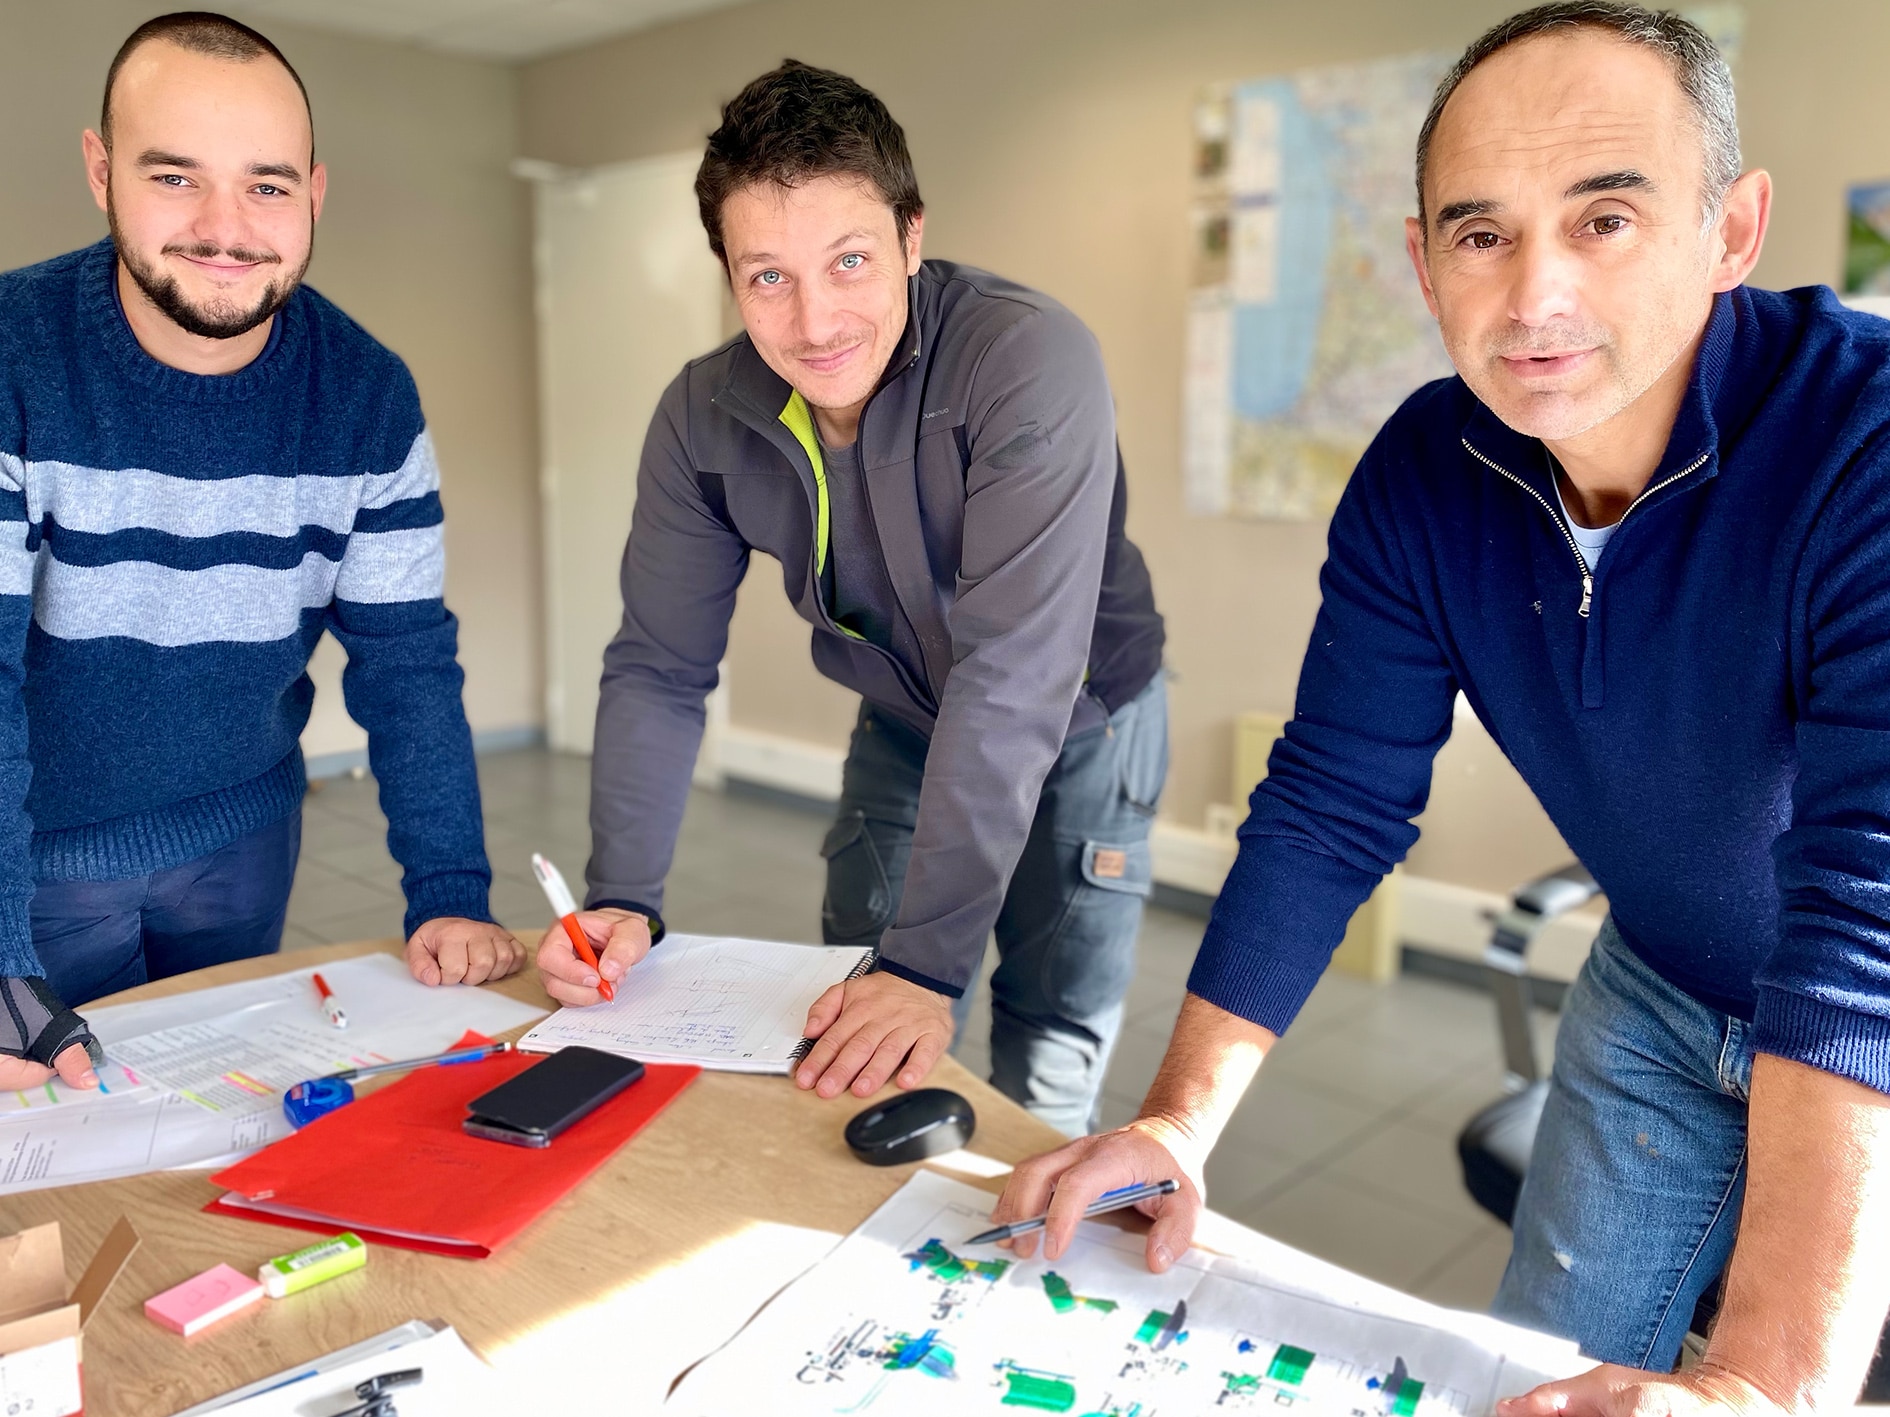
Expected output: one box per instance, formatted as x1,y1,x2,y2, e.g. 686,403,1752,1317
536,62,1166,1135
996,5,1890,1413
0,13,524,1097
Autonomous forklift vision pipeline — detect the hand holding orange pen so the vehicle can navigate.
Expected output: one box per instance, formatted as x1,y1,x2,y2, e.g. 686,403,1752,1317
530,852,615,1002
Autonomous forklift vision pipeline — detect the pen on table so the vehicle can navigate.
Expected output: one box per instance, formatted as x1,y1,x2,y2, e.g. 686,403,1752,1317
312,972,347,1030
326,1041,511,1082
963,1179,1179,1245
531,852,614,1002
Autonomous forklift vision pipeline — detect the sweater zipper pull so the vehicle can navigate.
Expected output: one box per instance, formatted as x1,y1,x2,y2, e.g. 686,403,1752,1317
1578,572,1593,619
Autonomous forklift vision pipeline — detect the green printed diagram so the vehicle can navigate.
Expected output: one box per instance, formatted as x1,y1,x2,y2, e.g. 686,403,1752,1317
902,1237,1012,1322
994,1360,1080,1412
1131,1305,1189,1350
1366,1357,1427,1416
881,1329,958,1380
1267,1345,1315,1385
1217,1336,1454,1416
1217,1340,1317,1409
795,1320,958,1388
1117,1300,1191,1385
1041,1271,1121,1315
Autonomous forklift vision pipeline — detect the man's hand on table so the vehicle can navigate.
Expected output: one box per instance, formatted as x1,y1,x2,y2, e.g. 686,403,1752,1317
992,993,1270,1272
795,971,953,1098
536,907,653,1006
990,1117,1205,1272
1500,1362,1785,1417
405,917,528,987
0,975,102,1091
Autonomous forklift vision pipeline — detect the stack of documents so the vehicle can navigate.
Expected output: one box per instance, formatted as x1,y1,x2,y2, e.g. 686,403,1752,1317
0,954,544,1195
518,934,874,1073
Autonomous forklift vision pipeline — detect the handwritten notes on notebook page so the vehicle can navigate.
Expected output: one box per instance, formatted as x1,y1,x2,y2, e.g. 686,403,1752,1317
518,934,874,1073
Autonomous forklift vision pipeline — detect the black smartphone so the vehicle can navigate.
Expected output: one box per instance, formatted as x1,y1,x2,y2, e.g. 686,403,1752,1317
462,1046,645,1148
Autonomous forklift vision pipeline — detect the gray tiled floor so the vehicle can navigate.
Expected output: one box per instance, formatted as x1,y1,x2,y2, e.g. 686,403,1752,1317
288,746,1556,1314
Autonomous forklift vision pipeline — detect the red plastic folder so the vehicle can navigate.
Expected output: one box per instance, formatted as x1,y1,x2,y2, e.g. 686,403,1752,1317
204,1051,698,1258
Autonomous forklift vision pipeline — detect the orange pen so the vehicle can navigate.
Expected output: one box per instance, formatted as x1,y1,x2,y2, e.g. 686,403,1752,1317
530,852,615,1002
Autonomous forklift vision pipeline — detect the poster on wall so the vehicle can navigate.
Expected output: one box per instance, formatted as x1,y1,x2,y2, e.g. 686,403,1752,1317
1183,8,1746,523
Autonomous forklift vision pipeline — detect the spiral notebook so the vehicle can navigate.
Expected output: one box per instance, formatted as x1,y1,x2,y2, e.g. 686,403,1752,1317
517,933,876,1074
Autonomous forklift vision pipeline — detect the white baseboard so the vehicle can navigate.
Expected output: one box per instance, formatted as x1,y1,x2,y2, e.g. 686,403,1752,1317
716,724,845,801
711,724,1600,982
306,724,546,781
1149,821,1238,896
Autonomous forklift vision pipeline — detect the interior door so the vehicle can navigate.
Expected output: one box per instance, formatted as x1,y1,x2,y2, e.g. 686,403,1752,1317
529,151,728,753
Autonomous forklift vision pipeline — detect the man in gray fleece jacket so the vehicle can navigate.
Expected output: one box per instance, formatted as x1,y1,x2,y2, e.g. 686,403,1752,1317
536,60,1166,1134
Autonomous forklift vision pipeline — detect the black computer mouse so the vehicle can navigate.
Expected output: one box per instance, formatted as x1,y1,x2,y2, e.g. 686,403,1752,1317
844,1087,976,1166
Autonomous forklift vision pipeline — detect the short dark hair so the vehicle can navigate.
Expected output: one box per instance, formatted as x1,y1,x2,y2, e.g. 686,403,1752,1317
1415,2,1739,234
695,60,923,266
103,12,310,147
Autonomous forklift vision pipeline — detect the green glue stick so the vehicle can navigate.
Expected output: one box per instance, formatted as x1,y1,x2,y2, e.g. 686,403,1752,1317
259,1232,367,1298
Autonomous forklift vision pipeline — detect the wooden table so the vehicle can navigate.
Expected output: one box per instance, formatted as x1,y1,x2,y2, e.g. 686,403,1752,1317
0,940,1067,1415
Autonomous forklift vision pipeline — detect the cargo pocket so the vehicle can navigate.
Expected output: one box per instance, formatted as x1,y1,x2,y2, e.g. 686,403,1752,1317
1040,838,1152,1021
820,810,895,944
1114,683,1170,818
1080,839,1154,897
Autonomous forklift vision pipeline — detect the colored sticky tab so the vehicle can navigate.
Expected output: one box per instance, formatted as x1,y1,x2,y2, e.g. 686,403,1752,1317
143,1263,264,1336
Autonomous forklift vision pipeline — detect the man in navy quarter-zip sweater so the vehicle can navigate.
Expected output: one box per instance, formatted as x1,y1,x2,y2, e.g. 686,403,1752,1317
998,6,1890,1415
0,14,526,1098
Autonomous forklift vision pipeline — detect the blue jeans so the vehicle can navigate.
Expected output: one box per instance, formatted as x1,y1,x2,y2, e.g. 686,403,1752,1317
1493,918,1755,1368
823,676,1169,1136
31,811,302,1007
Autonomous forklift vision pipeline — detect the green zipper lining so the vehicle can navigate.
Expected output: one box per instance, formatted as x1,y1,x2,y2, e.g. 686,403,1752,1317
778,390,864,641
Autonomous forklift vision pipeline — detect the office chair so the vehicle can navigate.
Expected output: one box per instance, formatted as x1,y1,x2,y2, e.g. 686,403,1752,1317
1455,866,1890,1399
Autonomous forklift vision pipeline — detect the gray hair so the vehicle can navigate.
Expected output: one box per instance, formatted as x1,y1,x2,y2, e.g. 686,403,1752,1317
1415,2,1741,235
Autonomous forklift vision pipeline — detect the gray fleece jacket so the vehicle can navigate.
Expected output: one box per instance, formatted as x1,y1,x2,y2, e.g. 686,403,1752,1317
586,260,1164,995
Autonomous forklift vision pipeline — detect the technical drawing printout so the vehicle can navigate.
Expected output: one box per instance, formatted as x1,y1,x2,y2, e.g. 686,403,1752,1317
670,1172,1585,1417
518,934,874,1072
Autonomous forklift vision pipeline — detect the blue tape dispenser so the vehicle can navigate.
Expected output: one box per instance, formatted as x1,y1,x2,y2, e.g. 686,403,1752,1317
283,1075,356,1128
281,1041,512,1129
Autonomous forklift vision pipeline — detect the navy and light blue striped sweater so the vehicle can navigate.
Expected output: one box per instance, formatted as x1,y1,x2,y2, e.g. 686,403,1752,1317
0,239,493,978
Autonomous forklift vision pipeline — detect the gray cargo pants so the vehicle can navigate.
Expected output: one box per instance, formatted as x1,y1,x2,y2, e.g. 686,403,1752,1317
820,674,1168,1136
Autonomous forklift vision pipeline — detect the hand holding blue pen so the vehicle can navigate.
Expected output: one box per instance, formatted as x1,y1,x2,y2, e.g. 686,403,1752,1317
964,1179,1179,1245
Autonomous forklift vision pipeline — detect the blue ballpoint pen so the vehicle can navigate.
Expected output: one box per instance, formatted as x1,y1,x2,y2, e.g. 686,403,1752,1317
963,1179,1179,1245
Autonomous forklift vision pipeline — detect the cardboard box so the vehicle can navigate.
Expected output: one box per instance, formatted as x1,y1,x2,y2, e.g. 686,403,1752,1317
0,1217,140,1417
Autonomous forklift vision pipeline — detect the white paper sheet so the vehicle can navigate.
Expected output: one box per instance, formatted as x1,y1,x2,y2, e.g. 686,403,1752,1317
0,953,545,1193
669,1172,1585,1417
104,954,545,1117
172,1323,517,1417
0,1060,142,1113
0,1088,281,1194
518,934,871,1072
0,1334,80,1417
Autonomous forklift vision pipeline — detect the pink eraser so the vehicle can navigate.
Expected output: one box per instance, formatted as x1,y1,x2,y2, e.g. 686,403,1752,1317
143,1263,265,1336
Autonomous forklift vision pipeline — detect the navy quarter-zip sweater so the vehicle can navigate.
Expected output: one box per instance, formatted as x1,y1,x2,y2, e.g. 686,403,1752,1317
1189,285,1890,1094
0,240,493,979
